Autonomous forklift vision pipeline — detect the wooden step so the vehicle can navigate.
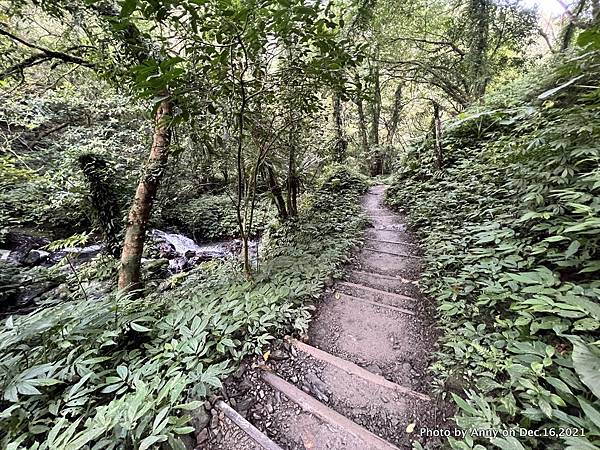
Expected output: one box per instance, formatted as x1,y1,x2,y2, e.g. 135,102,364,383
215,400,283,450
363,247,420,259
290,339,430,402
336,281,417,305
336,292,415,316
350,270,419,285
262,371,400,450
365,237,418,247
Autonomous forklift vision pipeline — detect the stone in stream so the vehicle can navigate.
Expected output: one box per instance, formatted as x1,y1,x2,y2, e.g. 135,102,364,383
23,249,50,266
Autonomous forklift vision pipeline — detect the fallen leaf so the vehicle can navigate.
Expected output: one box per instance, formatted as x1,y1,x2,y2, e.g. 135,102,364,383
406,422,416,433
263,350,270,361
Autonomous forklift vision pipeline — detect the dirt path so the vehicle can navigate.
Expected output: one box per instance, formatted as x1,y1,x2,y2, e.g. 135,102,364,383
205,185,446,450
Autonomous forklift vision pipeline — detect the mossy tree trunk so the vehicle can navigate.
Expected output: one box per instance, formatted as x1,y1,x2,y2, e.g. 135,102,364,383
118,95,172,292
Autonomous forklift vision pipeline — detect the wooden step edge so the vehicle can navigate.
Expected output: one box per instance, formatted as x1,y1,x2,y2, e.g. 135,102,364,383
363,247,421,259
262,371,400,450
337,281,418,303
337,292,415,316
350,270,419,285
364,237,419,247
290,339,432,403
216,400,284,450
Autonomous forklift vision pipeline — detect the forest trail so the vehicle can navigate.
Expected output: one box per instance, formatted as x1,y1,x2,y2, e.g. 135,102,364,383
209,185,445,450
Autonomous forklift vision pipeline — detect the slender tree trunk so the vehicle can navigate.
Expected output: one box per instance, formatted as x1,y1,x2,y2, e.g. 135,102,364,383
368,65,381,147
560,0,588,50
118,94,172,292
467,0,491,101
432,101,444,171
332,93,347,162
355,76,369,156
357,98,369,154
367,63,383,176
265,164,288,220
286,144,298,217
387,84,403,145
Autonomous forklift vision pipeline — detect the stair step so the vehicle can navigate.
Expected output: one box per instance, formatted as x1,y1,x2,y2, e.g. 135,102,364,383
350,270,418,285
336,292,415,316
365,237,418,246
291,339,430,402
215,401,283,450
363,247,420,259
337,281,417,306
262,371,400,450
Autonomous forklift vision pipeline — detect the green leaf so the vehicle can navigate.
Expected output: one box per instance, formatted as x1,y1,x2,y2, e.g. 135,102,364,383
578,397,600,429
139,435,168,450
117,366,128,380
570,338,600,400
131,322,152,332
538,75,584,100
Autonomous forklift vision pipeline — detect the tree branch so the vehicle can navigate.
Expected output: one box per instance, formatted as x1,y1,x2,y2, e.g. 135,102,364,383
0,25,95,78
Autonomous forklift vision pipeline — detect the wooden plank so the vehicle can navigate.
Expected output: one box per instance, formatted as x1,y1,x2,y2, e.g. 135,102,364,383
291,339,431,402
364,237,418,247
336,281,417,303
349,270,419,285
262,372,400,450
363,247,421,259
216,400,284,450
336,292,415,316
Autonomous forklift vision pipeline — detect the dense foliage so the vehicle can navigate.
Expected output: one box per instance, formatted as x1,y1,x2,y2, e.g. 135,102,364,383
387,34,600,450
0,167,367,449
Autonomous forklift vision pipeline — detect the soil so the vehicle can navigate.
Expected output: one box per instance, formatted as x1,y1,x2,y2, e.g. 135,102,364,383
205,185,450,450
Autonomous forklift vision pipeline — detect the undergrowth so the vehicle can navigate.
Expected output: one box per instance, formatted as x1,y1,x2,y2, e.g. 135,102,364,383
0,166,367,449
387,36,600,449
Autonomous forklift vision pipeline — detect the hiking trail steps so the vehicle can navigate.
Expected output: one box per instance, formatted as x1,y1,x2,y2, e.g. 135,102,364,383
207,185,445,450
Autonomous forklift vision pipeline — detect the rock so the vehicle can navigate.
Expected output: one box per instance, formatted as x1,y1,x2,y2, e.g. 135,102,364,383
236,398,253,416
367,363,382,375
402,362,412,372
15,280,59,306
0,249,11,261
192,408,210,430
269,349,288,361
75,280,111,301
23,249,50,266
210,414,219,429
142,258,170,278
306,372,329,394
233,363,247,379
196,428,209,444
204,400,212,411
180,434,196,450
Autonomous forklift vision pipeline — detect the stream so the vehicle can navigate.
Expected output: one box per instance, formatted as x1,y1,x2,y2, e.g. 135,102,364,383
0,229,260,317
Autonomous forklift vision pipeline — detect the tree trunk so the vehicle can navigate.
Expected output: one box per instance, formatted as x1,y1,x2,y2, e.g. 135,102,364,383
265,164,288,220
355,75,370,156
368,65,381,147
286,144,298,217
332,93,347,162
432,101,444,171
560,0,587,50
466,0,490,101
387,84,403,145
118,95,172,292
